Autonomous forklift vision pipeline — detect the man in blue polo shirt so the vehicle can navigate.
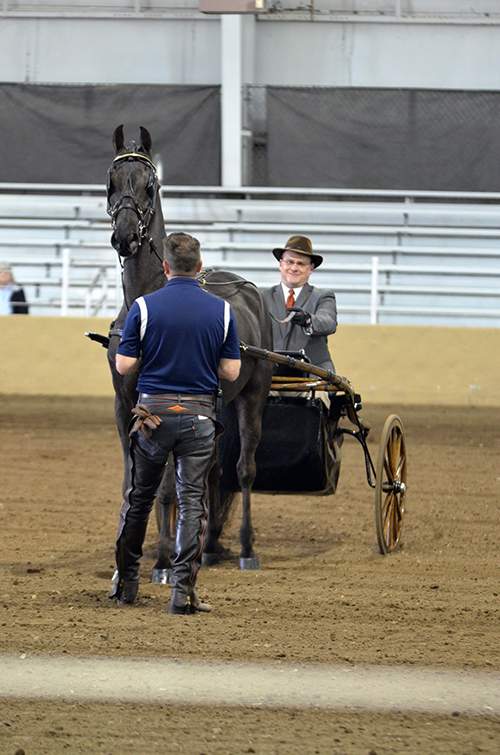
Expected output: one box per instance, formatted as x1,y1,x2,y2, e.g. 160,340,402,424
112,232,241,615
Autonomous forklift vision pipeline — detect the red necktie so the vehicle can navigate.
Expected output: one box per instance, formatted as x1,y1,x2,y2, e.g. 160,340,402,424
286,289,295,308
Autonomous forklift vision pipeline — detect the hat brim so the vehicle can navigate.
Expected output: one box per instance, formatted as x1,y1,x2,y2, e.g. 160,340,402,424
272,248,323,269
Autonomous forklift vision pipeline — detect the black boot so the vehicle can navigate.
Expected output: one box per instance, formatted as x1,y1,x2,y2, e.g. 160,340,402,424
168,587,213,615
117,576,139,605
168,587,193,615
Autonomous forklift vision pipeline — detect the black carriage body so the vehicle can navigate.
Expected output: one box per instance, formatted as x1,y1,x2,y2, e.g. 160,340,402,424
254,397,343,494
218,396,343,496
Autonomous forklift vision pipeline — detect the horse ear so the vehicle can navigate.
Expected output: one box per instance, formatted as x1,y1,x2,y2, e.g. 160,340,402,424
113,125,125,153
139,126,152,155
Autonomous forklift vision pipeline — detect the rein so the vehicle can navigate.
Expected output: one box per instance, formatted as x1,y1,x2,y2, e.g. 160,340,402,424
197,269,257,290
198,270,293,323
270,311,295,324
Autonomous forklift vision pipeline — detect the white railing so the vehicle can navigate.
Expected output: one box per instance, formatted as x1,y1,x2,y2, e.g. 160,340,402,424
18,250,123,317
11,250,500,325
1,183,499,324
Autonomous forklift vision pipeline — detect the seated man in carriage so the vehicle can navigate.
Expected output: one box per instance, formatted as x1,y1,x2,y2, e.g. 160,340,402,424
259,236,342,494
262,235,337,372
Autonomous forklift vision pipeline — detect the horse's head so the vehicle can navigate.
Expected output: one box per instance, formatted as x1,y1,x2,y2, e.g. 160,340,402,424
107,125,160,258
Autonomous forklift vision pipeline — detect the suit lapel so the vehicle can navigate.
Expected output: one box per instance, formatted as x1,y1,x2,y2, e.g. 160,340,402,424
272,286,288,343
296,283,313,310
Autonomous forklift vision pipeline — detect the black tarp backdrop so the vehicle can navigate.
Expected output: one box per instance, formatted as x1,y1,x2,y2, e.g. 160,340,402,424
266,87,500,191
0,83,221,185
2,82,500,190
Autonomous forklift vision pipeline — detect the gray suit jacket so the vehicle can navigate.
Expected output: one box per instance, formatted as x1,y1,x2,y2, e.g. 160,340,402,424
263,283,337,371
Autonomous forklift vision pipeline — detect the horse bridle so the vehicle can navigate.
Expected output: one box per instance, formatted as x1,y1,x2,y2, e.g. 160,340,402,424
106,150,159,241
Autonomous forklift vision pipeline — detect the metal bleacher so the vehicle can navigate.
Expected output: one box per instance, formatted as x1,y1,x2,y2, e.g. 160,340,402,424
2,183,500,327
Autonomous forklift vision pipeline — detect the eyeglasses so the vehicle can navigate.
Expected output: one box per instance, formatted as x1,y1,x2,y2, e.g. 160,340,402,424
281,258,311,269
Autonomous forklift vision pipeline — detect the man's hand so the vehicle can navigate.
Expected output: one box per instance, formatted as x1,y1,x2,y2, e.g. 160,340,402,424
286,306,311,327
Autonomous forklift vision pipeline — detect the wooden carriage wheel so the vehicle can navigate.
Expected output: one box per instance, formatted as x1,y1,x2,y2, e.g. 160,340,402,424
375,414,407,554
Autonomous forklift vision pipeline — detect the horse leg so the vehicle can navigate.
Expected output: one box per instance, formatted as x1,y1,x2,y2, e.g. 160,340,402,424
202,457,234,565
151,456,176,584
232,392,264,570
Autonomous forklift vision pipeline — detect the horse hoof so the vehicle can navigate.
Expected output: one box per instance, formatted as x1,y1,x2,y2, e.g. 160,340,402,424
151,568,173,584
239,556,260,571
201,552,220,567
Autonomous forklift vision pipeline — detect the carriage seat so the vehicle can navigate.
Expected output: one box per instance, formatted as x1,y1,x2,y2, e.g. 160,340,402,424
269,348,334,409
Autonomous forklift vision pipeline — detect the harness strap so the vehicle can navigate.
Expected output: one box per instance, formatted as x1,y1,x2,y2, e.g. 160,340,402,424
112,152,157,170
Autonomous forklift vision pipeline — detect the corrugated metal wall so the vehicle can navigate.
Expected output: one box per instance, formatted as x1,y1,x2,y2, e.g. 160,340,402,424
0,6,499,89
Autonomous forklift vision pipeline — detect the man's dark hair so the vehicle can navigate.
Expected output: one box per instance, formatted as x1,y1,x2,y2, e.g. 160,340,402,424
164,232,201,275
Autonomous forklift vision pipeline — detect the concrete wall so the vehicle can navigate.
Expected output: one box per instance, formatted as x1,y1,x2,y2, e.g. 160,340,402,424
1,13,500,90
1,317,498,405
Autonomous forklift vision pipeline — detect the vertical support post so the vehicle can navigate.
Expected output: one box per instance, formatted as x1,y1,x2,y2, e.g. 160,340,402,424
395,0,401,17
221,15,242,187
61,248,70,317
370,256,379,325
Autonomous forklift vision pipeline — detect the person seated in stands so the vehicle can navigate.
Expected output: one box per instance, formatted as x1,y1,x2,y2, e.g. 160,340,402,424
263,236,337,371
0,262,29,315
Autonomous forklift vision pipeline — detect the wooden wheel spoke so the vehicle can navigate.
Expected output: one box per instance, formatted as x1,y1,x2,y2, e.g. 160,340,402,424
381,492,393,528
382,496,396,547
388,430,402,472
383,453,395,484
393,495,403,522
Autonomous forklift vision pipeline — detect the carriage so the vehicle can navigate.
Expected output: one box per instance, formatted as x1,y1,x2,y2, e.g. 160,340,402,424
92,125,407,583
231,343,407,556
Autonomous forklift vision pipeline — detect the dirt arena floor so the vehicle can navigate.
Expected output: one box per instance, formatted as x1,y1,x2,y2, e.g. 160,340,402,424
0,395,499,755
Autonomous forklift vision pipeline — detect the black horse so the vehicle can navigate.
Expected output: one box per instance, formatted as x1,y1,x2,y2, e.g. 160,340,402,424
105,125,273,579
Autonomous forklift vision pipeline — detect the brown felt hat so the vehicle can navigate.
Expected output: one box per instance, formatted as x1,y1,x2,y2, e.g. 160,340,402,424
272,235,323,268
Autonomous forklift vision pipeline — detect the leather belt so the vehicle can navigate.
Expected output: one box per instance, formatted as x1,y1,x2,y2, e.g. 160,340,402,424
133,393,224,440
139,393,214,403
138,393,216,421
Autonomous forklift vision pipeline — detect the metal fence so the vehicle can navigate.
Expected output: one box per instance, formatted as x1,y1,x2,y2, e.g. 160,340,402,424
243,86,500,191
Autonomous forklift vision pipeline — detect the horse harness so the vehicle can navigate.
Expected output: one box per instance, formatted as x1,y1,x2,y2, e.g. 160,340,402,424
106,149,160,252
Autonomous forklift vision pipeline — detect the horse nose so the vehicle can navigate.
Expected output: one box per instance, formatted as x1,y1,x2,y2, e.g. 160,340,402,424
111,230,139,257
127,231,140,254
